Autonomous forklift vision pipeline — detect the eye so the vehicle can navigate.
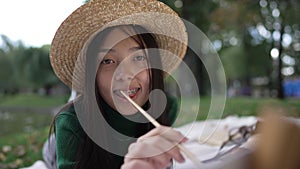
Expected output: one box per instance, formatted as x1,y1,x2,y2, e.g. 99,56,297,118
101,59,115,65
133,55,147,61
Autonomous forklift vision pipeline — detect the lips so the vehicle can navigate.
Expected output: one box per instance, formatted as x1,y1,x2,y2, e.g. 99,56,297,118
113,87,141,99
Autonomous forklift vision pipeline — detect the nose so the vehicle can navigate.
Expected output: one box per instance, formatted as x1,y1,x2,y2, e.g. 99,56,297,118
114,62,134,81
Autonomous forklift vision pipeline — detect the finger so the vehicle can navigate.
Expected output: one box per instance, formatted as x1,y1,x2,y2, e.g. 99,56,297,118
126,141,165,158
144,136,185,163
125,147,172,169
121,159,156,169
149,137,185,163
127,136,185,163
138,126,188,144
149,157,172,169
165,145,185,163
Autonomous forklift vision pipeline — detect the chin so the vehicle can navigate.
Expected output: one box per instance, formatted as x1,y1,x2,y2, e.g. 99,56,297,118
120,110,138,115
114,103,138,115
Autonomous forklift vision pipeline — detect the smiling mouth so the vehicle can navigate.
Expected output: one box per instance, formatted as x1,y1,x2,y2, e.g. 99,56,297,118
113,87,141,99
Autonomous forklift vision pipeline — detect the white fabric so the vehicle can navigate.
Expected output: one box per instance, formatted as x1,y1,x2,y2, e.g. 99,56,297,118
19,160,48,169
22,116,258,169
173,116,258,169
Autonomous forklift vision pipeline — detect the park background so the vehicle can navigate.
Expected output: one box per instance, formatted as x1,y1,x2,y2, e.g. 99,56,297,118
0,0,300,168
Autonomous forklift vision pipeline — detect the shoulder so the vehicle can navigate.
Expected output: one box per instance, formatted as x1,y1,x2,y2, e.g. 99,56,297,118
55,104,83,139
56,105,76,121
55,103,84,168
166,94,178,111
166,93,179,125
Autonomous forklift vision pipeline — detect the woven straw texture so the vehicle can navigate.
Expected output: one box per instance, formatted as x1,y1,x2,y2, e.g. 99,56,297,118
50,0,187,92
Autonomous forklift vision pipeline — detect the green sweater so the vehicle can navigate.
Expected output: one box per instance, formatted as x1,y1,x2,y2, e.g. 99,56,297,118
55,95,178,169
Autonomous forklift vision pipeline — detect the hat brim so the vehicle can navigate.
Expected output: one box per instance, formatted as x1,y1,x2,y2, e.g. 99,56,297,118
50,0,187,92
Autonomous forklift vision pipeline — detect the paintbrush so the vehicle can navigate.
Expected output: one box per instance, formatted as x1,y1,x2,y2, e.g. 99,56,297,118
120,91,202,168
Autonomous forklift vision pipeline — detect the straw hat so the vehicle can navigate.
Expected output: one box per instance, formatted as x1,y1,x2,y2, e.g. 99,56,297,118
50,0,188,93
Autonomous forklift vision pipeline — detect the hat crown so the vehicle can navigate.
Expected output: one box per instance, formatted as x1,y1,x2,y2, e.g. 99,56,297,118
50,0,187,92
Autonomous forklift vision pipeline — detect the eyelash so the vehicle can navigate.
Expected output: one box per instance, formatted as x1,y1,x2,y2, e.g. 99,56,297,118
100,55,147,65
133,55,147,61
101,59,115,65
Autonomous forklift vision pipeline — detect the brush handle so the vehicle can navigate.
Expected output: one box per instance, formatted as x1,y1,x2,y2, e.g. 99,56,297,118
121,91,161,127
120,91,202,168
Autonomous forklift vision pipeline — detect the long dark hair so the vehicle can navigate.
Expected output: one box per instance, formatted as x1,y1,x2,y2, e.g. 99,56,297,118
53,25,172,169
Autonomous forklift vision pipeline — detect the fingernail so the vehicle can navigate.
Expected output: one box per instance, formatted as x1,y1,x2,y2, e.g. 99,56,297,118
180,137,189,143
178,154,185,163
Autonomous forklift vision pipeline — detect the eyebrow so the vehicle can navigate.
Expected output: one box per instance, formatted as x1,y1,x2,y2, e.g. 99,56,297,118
99,46,143,53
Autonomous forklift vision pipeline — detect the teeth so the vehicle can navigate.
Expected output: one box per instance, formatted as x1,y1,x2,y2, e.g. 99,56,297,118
114,88,140,97
124,88,138,95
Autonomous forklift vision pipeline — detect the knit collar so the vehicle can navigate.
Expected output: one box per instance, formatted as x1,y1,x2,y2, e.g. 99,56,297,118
102,100,146,138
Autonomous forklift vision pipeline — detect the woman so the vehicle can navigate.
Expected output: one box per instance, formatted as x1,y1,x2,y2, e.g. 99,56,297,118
49,0,188,168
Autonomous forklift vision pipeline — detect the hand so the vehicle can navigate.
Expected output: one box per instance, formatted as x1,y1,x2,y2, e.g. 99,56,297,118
121,126,188,169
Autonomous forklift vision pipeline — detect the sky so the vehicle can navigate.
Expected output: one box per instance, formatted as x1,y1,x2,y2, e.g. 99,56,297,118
0,0,84,47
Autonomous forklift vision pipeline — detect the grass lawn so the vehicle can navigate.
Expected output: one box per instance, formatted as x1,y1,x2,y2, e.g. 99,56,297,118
0,94,64,168
174,96,300,126
0,127,49,169
0,94,68,108
1,94,300,168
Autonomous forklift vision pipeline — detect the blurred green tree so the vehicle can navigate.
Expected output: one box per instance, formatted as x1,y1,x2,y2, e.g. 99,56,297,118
0,48,15,93
205,0,299,98
256,0,300,98
0,35,28,94
23,45,59,95
0,36,59,95
160,0,219,95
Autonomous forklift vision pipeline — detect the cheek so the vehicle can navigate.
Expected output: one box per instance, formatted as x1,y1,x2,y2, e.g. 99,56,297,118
96,70,113,98
139,71,150,90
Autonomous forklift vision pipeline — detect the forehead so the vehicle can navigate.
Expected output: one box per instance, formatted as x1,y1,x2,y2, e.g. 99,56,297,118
100,28,139,49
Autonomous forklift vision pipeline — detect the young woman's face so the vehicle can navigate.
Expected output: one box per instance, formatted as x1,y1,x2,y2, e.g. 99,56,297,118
96,28,150,115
